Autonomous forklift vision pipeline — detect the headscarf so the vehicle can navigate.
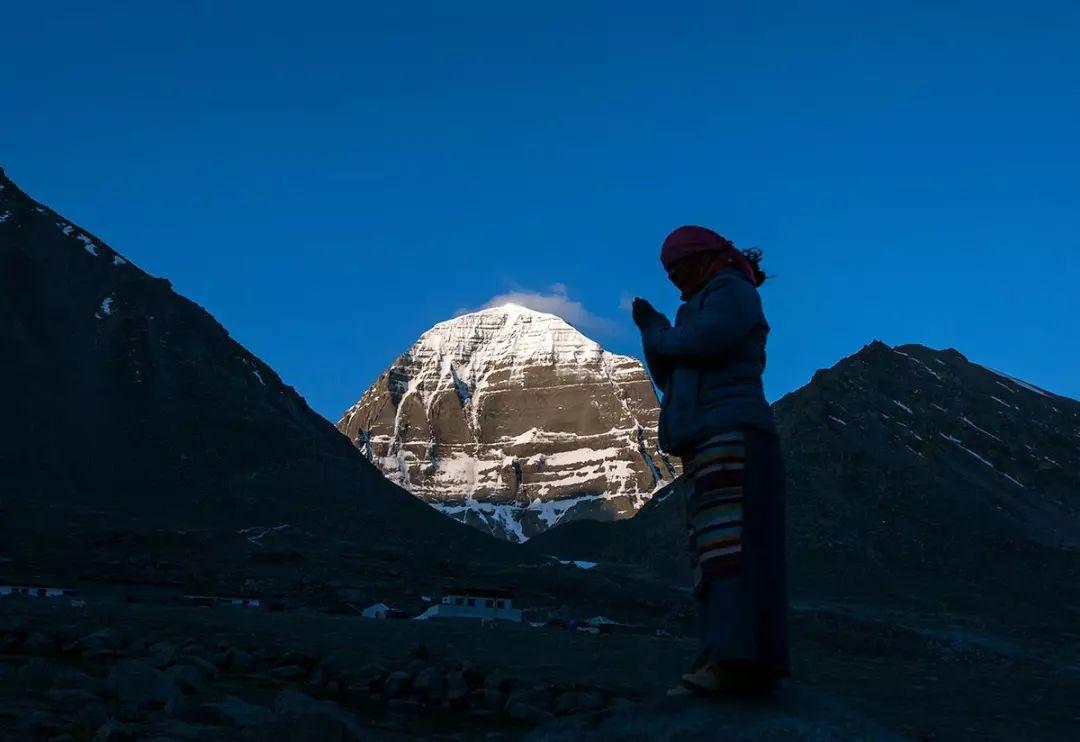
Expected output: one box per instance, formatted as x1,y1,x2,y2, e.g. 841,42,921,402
660,225,761,294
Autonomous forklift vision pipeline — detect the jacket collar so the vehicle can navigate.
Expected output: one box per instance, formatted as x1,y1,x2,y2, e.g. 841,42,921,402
685,267,748,301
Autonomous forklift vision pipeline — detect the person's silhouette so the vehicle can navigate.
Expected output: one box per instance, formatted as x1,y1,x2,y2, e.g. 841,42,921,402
634,225,789,696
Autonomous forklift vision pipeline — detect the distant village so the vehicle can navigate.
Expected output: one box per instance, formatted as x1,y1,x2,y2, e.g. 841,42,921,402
1,583,672,639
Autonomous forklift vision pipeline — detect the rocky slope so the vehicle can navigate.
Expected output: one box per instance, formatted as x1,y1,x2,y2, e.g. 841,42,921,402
0,166,513,594
338,305,676,542
529,341,1080,625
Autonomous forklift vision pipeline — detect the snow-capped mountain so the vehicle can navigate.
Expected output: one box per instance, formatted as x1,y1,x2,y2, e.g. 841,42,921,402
337,304,676,541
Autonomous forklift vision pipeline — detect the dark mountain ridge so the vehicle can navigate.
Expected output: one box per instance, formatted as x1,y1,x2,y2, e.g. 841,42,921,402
0,166,519,594
529,340,1080,627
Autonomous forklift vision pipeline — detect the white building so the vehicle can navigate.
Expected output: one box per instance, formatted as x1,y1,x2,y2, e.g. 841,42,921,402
361,602,391,619
414,588,522,622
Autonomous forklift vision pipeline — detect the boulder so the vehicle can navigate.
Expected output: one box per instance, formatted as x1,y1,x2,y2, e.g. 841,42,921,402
267,665,306,681
18,657,56,689
507,702,556,724
554,690,605,716
176,654,218,679
24,632,58,656
200,697,273,728
484,669,518,692
223,648,254,673
413,667,447,703
80,629,126,652
381,670,411,700
353,663,387,691
107,659,182,707
45,688,100,709
446,671,470,709
167,665,208,694
91,720,137,741
70,704,108,737
273,690,362,739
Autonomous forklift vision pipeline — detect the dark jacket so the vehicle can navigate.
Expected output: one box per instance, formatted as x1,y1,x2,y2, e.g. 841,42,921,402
640,268,775,456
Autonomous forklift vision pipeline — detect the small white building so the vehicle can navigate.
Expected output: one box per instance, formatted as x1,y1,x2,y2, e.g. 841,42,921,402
414,588,522,622
0,586,72,598
361,602,391,619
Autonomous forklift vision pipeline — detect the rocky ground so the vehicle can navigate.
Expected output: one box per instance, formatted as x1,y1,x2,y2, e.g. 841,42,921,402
3,590,1078,740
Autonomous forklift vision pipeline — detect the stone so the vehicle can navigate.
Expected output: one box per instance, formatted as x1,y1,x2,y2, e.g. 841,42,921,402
381,671,411,700
107,659,182,707
56,668,106,694
413,667,447,703
18,657,56,689
310,655,341,686
45,688,100,709
24,632,58,656
223,648,254,673
405,658,427,680
274,689,362,738
506,702,555,724
460,660,486,688
176,654,218,679
446,671,470,709
472,688,506,712
507,686,556,711
180,643,209,659
144,642,178,668
200,697,273,728
70,705,108,737
164,693,190,718
91,721,136,742
353,663,387,691
266,664,306,681
554,690,606,715
280,651,317,669
167,665,208,694
81,629,126,652
484,668,517,692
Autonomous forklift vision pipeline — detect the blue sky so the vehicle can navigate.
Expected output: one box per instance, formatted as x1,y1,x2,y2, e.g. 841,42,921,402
5,2,1078,419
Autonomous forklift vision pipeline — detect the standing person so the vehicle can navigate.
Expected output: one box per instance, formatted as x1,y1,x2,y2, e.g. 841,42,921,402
632,225,789,696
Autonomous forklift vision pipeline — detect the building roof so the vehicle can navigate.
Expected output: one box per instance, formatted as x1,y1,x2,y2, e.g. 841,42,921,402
442,586,513,598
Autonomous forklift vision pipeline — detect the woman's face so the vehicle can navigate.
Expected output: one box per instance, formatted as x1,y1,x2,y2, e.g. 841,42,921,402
667,252,718,295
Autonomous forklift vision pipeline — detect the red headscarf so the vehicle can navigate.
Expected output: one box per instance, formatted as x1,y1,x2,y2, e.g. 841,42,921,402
660,225,760,294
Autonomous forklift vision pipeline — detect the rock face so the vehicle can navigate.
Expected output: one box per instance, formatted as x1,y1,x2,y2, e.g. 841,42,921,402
528,341,1080,627
338,305,677,541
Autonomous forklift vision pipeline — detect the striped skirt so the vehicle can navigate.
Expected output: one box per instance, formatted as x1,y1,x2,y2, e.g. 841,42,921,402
684,430,747,595
683,427,790,676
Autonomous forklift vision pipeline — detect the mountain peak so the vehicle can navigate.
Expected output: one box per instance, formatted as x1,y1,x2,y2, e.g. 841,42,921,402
338,308,675,542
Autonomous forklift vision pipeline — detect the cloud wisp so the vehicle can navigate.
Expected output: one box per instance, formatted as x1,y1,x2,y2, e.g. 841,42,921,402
462,284,620,336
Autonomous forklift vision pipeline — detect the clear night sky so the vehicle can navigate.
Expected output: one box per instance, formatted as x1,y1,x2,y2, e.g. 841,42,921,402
5,2,1078,419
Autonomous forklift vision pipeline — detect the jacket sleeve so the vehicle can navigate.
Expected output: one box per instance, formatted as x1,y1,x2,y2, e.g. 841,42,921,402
641,277,760,363
642,344,672,392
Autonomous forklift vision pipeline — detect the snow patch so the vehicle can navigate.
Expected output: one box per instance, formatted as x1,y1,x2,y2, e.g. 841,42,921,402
76,234,98,256
113,254,127,266
990,396,1016,410
893,400,913,414
962,416,1002,442
988,368,1051,398
828,416,847,426
0,211,11,223
95,296,114,319
938,433,1024,488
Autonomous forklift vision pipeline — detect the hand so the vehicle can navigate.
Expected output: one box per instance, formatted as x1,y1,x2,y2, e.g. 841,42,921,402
632,297,667,329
